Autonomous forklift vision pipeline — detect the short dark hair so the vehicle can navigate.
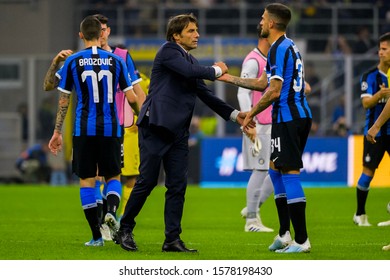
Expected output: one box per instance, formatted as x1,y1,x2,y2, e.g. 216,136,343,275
265,3,291,31
166,13,198,42
379,32,390,46
93,14,108,25
80,15,102,41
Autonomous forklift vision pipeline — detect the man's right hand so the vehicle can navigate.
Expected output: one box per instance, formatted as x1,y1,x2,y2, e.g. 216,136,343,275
214,61,228,74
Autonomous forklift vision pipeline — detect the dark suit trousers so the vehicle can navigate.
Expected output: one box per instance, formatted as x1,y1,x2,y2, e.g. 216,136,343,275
120,122,189,242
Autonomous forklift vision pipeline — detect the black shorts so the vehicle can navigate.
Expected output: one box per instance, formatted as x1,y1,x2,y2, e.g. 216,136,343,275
270,118,312,170
363,135,390,169
72,136,122,179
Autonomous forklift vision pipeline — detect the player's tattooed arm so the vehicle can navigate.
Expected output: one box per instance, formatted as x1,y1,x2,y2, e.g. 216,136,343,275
231,76,261,90
54,92,70,133
43,61,60,91
218,71,268,91
43,49,73,91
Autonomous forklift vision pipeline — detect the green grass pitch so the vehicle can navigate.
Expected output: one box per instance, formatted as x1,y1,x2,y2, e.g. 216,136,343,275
1,184,390,260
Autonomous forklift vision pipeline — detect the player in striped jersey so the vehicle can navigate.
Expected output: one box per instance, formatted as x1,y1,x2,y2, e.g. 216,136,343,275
357,33,390,228
47,15,141,246
218,3,312,253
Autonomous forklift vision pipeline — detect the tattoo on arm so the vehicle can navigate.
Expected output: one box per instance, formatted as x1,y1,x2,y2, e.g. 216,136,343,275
251,88,275,117
43,61,60,90
231,76,263,91
54,92,70,133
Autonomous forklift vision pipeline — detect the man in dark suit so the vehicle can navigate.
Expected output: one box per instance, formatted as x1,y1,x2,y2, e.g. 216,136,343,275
117,13,253,252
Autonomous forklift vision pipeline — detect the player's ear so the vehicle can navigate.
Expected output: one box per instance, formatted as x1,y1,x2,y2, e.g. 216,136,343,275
79,32,84,40
269,19,275,29
173,33,180,42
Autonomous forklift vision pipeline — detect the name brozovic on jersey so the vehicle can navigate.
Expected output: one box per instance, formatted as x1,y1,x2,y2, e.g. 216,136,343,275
57,46,133,137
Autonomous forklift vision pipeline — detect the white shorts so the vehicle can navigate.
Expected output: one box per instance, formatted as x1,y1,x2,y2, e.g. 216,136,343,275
242,123,271,171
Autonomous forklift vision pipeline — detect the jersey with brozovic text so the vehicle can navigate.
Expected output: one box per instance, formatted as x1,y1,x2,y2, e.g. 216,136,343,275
266,35,312,124
360,67,390,136
57,46,133,137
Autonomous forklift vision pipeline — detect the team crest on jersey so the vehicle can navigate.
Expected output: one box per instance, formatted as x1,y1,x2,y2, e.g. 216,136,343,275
361,81,368,92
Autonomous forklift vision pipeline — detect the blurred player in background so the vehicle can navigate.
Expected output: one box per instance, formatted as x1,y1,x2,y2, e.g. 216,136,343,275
237,24,274,233
15,142,51,184
353,32,390,227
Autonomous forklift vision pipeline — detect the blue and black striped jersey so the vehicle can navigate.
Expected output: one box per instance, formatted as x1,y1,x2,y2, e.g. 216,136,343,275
266,35,312,123
360,67,390,136
57,46,133,137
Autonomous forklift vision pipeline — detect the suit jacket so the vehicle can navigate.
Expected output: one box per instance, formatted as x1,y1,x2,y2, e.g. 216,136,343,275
137,41,235,135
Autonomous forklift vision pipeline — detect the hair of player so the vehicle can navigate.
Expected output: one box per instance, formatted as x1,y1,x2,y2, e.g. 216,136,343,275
93,14,109,26
265,3,291,32
80,15,102,41
379,32,390,46
166,13,198,42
